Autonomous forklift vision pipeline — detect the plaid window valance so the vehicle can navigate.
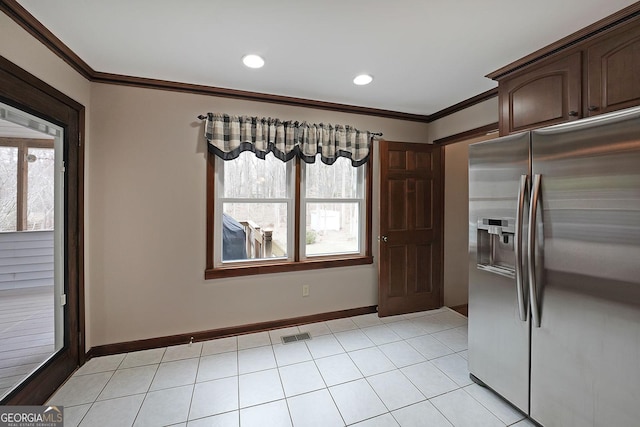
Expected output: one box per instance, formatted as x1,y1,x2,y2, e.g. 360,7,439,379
204,113,371,167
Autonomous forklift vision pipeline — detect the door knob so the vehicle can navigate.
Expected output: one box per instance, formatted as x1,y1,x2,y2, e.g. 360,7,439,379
378,236,388,242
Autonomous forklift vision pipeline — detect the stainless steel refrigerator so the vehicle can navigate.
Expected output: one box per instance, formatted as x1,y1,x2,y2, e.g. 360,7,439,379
468,106,640,426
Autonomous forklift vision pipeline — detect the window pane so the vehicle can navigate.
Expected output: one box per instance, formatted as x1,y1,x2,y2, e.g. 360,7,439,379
224,152,287,199
305,203,359,256
0,146,18,231
223,203,288,260
27,148,55,230
305,156,358,199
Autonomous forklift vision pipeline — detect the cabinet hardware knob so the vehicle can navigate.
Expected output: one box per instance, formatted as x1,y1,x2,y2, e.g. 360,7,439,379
568,111,579,117
588,106,599,112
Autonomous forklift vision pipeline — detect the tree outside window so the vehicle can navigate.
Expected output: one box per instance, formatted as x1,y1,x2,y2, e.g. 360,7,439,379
0,140,54,232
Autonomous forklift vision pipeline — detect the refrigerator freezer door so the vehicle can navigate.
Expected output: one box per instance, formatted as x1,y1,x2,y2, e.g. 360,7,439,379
468,132,530,413
530,107,640,426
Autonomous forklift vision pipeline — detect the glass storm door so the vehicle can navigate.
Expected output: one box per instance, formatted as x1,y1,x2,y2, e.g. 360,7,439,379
0,102,65,400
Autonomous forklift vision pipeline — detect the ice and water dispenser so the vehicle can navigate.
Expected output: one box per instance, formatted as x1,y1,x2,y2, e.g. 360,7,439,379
476,218,516,278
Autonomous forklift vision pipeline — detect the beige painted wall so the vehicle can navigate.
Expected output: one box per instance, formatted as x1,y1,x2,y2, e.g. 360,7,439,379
429,98,498,143
429,97,499,306
443,134,496,306
87,83,429,347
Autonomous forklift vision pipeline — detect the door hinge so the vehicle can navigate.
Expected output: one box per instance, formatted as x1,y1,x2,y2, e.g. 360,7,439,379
61,161,66,173
60,293,67,306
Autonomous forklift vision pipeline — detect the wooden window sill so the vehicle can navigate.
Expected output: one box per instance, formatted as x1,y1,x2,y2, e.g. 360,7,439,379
205,255,374,279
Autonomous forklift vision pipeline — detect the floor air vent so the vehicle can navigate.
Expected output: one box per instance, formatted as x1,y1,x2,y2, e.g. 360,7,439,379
281,332,312,344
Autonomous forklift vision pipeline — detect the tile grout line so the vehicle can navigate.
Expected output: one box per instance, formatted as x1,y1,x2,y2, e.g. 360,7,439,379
460,383,524,426
429,390,460,427
357,311,464,427
236,345,240,427
62,308,524,427
405,309,476,427
75,366,119,426
308,323,348,427
183,344,202,425
92,350,162,426
272,341,296,427
354,322,427,426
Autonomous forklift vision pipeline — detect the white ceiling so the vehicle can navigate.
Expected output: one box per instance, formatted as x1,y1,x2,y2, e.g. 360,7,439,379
16,0,638,116
0,118,54,139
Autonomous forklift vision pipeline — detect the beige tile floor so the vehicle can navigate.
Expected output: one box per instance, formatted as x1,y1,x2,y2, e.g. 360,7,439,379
48,307,536,427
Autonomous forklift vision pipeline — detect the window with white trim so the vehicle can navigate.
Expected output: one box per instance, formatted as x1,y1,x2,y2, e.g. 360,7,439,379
204,113,374,279
213,153,366,267
215,152,294,264
301,156,365,258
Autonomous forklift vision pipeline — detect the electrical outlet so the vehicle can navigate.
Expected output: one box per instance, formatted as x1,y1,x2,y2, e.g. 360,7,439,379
302,285,310,297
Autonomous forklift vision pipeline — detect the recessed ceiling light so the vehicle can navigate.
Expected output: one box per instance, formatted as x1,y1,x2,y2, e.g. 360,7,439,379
242,54,265,69
353,74,373,85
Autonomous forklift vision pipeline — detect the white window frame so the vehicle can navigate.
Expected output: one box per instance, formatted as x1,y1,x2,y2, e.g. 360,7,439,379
213,154,295,267
206,151,372,279
299,160,366,259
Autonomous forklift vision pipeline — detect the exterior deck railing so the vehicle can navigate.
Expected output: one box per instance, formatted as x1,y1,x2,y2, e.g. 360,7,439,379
240,220,272,259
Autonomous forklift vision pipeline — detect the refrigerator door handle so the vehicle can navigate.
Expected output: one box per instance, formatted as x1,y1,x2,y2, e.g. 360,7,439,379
515,174,528,322
528,174,542,327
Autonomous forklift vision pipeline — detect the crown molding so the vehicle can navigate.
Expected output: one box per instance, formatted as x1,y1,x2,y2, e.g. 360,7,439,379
426,88,498,123
433,122,498,145
91,70,430,122
0,0,498,123
486,1,640,80
0,0,93,79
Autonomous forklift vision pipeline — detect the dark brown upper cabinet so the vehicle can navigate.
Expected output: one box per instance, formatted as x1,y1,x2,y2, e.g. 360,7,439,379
586,21,640,116
498,52,582,135
488,5,640,135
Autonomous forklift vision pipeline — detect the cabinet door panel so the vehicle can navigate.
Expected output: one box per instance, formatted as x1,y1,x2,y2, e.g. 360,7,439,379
499,52,582,135
511,74,564,129
587,19,640,116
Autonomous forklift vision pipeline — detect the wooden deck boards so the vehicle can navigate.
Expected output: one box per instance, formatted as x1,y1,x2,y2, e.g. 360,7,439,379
0,286,55,399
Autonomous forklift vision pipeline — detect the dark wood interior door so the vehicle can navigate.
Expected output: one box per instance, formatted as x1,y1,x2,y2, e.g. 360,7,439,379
378,140,443,317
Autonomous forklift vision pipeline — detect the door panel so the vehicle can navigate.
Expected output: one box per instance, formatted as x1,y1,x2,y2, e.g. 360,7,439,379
467,133,531,413
378,141,442,316
586,20,640,116
530,109,640,426
499,52,582,135
414,179,431,228
388,246,408,297
388,179,407,230
415,244,432,293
